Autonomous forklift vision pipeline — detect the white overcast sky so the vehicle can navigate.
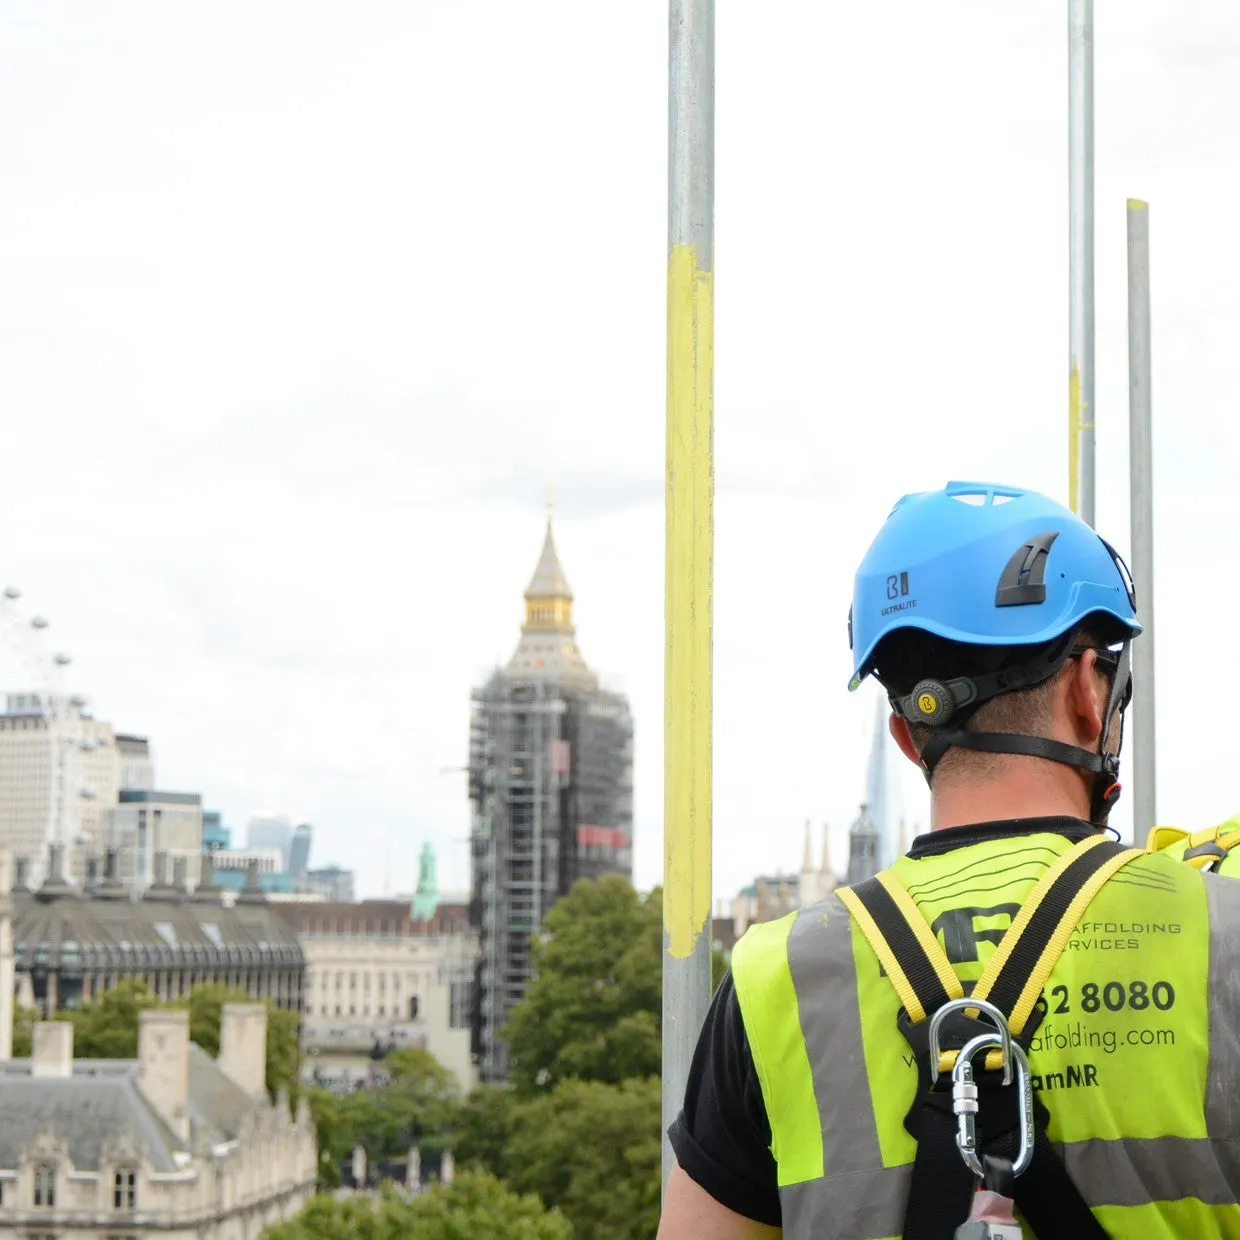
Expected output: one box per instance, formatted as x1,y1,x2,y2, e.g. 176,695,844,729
1,1,1236,901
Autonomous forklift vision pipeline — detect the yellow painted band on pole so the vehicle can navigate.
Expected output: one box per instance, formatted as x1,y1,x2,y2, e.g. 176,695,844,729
1068,360,1082,515
665,241,714,960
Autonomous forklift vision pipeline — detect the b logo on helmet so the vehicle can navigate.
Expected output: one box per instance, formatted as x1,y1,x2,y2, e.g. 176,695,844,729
918,692,938,717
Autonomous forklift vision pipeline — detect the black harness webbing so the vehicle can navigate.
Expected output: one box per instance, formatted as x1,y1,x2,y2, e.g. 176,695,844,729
839,835,1145,1240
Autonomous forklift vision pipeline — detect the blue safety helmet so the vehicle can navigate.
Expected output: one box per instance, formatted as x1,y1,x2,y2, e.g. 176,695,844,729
849,481,1140,691
847,481,1142,825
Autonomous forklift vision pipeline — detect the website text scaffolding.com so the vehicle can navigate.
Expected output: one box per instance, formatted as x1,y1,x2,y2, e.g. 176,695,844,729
1029,1021,1177,1056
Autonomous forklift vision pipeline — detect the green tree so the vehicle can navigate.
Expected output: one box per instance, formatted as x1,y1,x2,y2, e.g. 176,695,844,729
504,876,663,1094
262,1186,410,1240
305,1048,462,1184
504,876,726,1096
506,1076,661,1240
12,1005,39,1057
304,1088,351,1189
453,1084,516,1180
407,1171,572,1240
262,1175,571,1240
58,977,154,1057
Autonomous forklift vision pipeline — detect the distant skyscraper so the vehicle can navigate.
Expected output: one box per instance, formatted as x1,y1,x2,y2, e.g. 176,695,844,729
288,823,313,878
864,693,897,869
247,816,293,867
468,510,634,1083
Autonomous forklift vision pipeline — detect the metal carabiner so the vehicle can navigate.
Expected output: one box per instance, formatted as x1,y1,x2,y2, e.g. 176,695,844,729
928,995,1015,1085
951,1032,1036,1181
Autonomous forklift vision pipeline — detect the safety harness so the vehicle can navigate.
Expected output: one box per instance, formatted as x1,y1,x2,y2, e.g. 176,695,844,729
838,833,1146,1240
1148,823,1240,873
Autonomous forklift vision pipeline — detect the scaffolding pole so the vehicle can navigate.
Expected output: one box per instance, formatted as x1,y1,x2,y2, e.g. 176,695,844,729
1068,0,1096,525
1127,199,1156,839
663,0,714,1196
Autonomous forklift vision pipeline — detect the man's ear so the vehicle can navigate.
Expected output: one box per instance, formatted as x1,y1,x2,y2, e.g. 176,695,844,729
1064,649,1106,746
889,711,922,767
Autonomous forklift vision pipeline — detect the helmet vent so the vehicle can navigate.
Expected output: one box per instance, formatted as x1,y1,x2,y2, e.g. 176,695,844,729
996,532,1060,607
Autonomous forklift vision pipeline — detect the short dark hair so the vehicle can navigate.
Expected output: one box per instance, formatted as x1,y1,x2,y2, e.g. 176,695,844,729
871,616,1123,783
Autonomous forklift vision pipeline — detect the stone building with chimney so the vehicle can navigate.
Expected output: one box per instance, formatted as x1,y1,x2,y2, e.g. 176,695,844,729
0,1006,316,1239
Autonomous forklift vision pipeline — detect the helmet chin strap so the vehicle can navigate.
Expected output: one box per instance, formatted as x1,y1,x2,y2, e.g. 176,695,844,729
915,642,1132,829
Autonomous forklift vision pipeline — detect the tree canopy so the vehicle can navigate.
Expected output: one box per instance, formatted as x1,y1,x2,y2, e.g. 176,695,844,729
503,876,663,1095
261,1174,571,1240
452,1083,516,1181
505,1076,661,1240
503,875,724,1097
308,1045,461,1181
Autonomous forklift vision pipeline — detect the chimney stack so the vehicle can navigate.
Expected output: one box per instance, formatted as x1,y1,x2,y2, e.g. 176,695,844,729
137,1010,190,1142
31,1022,73,1078
14,857,28,891
172,857,188,892
219,1003,267,1098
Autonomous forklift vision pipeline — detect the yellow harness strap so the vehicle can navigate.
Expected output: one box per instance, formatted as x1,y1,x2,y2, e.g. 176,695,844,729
840,834,1146,1072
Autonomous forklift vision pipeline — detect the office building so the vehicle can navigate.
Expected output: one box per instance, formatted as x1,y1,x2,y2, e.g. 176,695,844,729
278,896,477,1092
468,512,634,1081
202,812,229,852
303,867,355,903
0,693,119,886
106,789,204,893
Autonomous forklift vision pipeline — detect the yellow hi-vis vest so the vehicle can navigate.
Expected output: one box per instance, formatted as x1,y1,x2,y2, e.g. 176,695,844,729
731,830,1240,1240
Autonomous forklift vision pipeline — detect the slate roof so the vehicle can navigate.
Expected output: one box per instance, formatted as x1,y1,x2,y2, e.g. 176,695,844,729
187,1044,253,1143
13,885,304,975
0,1062,180,1171
0,1046,270,1172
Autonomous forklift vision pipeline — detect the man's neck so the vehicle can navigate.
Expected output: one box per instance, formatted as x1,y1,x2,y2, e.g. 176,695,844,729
930,767,1091,830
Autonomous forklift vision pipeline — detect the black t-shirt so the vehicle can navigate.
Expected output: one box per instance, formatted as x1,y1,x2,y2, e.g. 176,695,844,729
667,816,1102,1225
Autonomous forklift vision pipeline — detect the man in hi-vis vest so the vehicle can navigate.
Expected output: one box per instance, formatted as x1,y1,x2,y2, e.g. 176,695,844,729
658,482,1240,1240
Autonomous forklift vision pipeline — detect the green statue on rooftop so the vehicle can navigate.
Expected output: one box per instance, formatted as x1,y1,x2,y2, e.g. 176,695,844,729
411,841,440,922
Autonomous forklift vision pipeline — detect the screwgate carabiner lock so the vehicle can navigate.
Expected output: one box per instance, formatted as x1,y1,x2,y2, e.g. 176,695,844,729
950,1031,1035,1181
927,996,1015,1085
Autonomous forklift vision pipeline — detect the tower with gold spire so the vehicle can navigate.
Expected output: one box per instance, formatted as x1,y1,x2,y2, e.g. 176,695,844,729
467,501,634,1083
505,504,596,686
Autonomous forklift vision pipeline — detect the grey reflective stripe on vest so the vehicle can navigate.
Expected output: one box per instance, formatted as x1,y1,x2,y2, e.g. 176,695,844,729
1205,872,1240,1143
782,1170,908,1240
782,897,911,1239
1064,1136,1240,1206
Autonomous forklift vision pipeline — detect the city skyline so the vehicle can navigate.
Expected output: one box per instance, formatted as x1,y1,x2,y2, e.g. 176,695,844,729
5,4,1238,903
